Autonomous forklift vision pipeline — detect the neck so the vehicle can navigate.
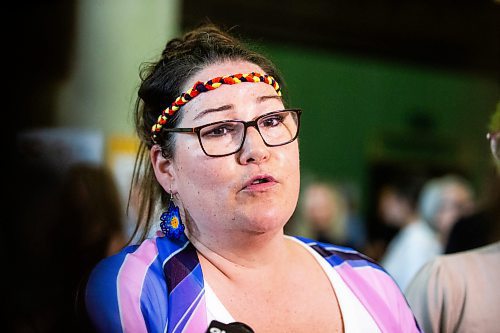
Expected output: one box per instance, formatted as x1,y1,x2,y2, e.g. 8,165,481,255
188,228,291,279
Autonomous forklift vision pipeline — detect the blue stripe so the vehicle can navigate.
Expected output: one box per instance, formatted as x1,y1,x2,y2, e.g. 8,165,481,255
140,254,169,333
298,236,384,272
86,245,138,333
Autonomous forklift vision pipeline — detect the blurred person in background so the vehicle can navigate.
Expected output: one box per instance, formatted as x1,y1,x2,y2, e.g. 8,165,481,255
11,141,126,332
364,176,421,261
297,181,349,246
295,180,366,250
377,175,432,291
445,124,500,254
381,174,474,292
55,163,127,332
445,170,500,254
406,103,500,333
418,174,475,248
341,183,367,251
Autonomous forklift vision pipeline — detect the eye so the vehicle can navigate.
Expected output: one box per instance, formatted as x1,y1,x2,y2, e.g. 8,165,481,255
260,113,285,128
201,123,238,138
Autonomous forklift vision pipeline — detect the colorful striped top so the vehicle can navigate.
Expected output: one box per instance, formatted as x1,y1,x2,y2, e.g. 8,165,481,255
85,234,422,333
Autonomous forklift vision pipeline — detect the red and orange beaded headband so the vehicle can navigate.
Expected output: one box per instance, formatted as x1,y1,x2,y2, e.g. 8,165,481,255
151,72,281,143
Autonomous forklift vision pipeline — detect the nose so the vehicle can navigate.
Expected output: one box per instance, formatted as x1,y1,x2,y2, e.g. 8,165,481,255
238,126,270,164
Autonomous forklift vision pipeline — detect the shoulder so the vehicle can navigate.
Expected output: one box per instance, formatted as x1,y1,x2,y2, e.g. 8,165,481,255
405,249,476,333
293,236,382,269
403,221,437,245
85,237,180,332
293,236,396,293
407,242,500,332
423,241,499,275
407,255,458,294
294,236,422,332
85,244,138,332
426,242,500,281
385,222,440,262
86,238,163,293
405,247,484,317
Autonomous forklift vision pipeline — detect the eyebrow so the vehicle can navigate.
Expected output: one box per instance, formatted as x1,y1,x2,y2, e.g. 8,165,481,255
193,104,233,121
257,95,283,103
193,95,283,121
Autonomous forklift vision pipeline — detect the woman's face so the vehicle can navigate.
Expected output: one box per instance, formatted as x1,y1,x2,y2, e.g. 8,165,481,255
164,60,300,239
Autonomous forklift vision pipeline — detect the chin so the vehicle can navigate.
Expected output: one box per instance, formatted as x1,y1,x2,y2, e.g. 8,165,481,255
246,209,292,231
242,223,285,236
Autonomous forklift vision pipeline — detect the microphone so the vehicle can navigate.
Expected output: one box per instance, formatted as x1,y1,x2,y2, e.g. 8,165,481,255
206,320,254,333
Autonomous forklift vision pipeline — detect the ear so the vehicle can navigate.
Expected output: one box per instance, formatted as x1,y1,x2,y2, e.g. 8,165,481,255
150,145,176,192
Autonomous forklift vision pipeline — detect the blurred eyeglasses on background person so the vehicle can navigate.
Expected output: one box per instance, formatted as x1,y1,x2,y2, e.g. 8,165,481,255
487,131,499,161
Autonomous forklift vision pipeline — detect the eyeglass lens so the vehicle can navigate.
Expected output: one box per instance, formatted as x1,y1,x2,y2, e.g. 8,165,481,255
199,110,299,156
489,132,499,160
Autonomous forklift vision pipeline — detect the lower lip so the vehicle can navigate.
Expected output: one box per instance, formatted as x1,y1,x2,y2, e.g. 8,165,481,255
244,181,277,191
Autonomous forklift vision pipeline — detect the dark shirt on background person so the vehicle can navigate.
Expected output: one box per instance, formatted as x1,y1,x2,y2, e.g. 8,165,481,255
445,173,500,254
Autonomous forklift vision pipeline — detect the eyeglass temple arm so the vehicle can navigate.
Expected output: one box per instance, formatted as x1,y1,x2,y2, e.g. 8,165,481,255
163,128,196,133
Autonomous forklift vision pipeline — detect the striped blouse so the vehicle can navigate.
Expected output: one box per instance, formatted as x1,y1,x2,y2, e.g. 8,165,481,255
85,234,422,333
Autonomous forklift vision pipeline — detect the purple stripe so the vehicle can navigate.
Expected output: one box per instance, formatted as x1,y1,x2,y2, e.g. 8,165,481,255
164,242,199,295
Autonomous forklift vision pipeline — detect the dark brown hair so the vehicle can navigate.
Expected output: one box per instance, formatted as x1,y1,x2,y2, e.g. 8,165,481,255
129,23,286,242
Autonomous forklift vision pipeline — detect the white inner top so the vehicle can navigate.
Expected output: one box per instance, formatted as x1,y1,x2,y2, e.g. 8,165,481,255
204,236,380,332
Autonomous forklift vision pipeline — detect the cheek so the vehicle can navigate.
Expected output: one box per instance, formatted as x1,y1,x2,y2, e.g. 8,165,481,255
278,144,301,200
174,136,212,178
175,147,236,202
282,144,301,179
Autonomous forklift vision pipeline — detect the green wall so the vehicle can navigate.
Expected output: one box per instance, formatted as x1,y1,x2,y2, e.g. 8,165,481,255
262,43,499,211
54,2,498,215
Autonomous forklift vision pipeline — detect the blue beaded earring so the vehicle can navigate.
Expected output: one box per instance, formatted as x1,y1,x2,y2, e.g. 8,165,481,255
160,190,185,240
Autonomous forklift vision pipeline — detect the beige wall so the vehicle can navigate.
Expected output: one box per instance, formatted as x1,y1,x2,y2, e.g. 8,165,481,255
56,0,180,136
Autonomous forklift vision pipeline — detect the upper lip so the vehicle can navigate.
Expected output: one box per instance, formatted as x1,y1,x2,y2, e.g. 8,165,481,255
242,174,277,189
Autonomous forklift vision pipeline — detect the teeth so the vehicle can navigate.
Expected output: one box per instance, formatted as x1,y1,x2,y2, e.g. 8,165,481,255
252,179,268,184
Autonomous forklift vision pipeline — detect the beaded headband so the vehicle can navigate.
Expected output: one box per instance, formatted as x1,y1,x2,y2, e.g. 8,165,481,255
151,72,282,143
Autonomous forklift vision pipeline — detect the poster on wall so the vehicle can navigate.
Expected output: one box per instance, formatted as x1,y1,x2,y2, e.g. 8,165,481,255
106,134,142,239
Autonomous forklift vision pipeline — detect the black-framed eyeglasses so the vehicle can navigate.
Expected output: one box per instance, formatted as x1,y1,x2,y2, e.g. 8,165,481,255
163,108,302,157
487,131,499,161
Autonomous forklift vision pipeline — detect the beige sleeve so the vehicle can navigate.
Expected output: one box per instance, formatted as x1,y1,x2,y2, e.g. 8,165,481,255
405,257,466,333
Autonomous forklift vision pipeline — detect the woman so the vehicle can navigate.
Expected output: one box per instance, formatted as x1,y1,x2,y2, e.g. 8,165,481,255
86,24,421,332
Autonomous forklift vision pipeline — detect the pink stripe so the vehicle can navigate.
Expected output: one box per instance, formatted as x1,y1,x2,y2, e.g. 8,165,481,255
336,264,403,333
117,239,158,333
180,293,208,333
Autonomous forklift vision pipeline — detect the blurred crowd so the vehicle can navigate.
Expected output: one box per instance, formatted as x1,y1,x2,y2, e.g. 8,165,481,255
291,165,498,293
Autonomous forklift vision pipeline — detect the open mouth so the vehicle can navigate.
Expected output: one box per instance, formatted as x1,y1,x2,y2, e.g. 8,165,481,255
243,175,277,190
251,178,270,185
